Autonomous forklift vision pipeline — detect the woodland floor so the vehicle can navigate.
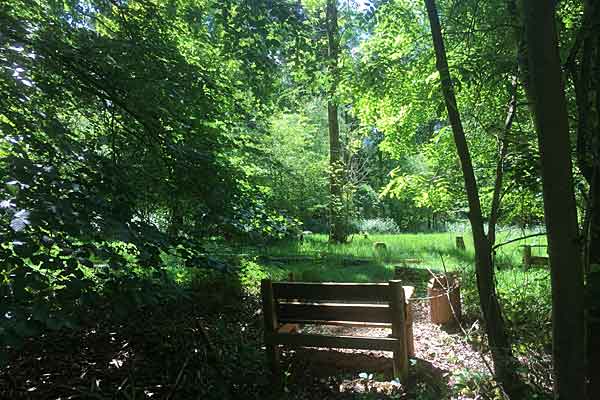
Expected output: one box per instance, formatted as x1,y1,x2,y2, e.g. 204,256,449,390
1,270,496,400
285,299,492,399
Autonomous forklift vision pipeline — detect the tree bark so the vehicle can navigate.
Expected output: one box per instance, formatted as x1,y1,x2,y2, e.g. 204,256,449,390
571,0,600,266
567,0,600,396
423,0,523,396
326,0,346,243
523,2,587,398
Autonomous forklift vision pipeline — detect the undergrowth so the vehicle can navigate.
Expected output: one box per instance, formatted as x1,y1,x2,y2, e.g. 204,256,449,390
2,233,552,399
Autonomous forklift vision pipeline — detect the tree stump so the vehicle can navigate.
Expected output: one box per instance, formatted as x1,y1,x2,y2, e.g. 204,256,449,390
455,236,465,250
428,274,461,325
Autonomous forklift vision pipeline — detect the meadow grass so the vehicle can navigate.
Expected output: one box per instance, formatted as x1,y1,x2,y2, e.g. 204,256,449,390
256,229,547,271
248,230,549,303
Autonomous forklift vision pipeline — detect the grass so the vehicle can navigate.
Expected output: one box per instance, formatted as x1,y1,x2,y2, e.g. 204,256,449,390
234,231,550,311
168,229,551,349
247,229,546,277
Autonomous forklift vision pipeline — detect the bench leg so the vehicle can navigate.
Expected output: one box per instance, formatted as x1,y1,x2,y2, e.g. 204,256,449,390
406,304,415,358
392,345,408,382
390,280,409,382
262,279,283,388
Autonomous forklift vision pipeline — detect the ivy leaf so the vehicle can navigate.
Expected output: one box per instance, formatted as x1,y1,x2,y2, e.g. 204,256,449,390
10,209,31,232
0,199,15,211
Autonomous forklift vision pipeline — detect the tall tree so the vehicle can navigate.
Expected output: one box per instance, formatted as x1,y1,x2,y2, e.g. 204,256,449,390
423,0,523,396
326,0,346,243
523,1,586,398
570,1,600,394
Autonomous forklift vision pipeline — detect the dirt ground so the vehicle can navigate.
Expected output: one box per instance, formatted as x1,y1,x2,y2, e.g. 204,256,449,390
283,299,493,399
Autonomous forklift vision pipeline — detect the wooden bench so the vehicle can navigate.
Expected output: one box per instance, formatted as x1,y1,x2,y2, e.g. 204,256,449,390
260,279,415,385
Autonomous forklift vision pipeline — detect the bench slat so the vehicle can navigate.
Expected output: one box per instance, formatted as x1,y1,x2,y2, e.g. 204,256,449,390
279,320,392,328
272,332,399,351
278,302,392,323
273,282,391,302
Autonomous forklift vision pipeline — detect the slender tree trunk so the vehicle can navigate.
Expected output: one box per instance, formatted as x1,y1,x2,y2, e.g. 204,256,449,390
326,0,345,243
488,77,518,246
523,2,586,398
572,0,600,266
506,0,536,118
169,202,184,238
423,0,523,396
568,0,600,395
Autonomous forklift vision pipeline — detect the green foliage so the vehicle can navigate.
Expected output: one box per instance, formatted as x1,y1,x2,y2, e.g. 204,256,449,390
259,101,330,231
498,269,552,348
451,369,502,399
237,259,269,294
0,0,308,353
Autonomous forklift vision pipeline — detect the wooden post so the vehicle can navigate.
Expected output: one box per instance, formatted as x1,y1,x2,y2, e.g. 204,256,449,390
261,279,282,387
373,242,388,259
389,280,408,382
522,245,532,269
455,236,465,250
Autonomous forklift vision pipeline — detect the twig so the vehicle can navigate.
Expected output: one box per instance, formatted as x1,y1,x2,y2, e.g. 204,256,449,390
491,232,547,251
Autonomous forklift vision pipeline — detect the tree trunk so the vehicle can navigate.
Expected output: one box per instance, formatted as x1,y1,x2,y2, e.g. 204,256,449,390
169,203,184,238
571,0,600,266
523,2,586,398
326,0,346,243
506,0,536,118
423,0,523,396
570,1,600,396
488,77,518,246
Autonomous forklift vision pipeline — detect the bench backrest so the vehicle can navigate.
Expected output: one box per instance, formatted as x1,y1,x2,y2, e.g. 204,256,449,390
270,281,409,325
263,280,413,326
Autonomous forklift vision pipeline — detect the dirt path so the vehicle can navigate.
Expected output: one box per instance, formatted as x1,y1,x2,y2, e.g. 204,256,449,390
285,300,493,399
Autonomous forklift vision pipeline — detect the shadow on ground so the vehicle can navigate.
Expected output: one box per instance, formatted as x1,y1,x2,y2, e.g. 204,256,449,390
284,348,449,399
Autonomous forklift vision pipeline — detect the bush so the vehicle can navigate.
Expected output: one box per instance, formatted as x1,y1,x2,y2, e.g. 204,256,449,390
354,218,401,234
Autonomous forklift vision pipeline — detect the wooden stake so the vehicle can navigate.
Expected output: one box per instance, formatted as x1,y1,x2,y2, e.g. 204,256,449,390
522,245,532,270
455,236,466,250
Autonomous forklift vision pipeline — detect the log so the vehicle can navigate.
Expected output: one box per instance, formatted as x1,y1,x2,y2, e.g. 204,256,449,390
427,274,461,325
